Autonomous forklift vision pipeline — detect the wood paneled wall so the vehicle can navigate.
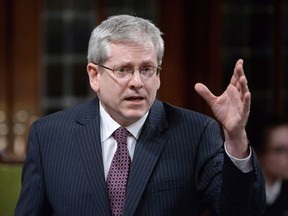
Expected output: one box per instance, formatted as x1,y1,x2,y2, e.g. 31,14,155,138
158,0,223,117
0,0,41,162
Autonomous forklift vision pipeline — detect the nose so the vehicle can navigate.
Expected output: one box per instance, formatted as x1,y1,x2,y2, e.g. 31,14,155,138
128,71,144,88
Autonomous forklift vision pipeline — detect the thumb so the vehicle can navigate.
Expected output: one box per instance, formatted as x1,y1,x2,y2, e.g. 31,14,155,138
194,83,216,107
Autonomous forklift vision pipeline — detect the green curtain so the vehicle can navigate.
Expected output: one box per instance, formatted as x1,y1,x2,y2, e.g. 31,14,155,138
0,164,22,216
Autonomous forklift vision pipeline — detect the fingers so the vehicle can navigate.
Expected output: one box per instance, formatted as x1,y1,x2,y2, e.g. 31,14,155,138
239,75,249,99
243,91,251,116
194,59,251,115
230,59,244,85
194,83,216,107
231,59,250,98
232,59,251,116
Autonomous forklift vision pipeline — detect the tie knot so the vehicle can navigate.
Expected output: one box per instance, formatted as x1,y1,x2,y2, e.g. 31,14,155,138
113,127,128,145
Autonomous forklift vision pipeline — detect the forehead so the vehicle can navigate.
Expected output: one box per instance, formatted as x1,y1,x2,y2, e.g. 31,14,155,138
106,41,157,63
268,125,288,146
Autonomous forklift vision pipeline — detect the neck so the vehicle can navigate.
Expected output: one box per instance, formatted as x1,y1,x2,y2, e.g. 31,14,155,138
264,173,280,187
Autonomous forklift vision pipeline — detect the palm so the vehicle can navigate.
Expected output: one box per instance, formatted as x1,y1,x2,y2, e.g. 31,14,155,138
208,83,249,134
195,59,250,146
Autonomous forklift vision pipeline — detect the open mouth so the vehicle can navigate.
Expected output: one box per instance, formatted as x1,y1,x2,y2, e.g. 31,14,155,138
126,96,144,102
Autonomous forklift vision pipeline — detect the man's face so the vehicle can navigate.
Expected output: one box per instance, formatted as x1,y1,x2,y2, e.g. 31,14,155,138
261,125,288,180
87,41,161,126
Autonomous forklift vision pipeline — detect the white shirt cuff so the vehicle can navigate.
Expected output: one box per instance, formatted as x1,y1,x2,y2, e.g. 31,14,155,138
224,142,253,173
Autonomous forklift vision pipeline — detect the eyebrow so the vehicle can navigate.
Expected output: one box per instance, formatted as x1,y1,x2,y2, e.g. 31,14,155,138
111,61,157,68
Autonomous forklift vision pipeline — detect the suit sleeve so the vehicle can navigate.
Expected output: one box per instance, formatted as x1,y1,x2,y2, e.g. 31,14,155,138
14,123,53,216
219,151,266,216
195,119,266,216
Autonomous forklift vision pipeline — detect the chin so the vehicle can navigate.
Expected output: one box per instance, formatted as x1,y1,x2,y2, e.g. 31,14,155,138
125,111,146,121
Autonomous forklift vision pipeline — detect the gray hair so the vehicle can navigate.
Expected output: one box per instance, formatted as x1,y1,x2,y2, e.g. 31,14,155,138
87,15,164,65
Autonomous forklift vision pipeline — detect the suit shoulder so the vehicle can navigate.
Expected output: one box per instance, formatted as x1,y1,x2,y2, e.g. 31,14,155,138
162,101,215,125
33,99,97,128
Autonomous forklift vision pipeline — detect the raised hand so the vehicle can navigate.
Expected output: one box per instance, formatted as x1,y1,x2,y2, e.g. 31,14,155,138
194,59,250,158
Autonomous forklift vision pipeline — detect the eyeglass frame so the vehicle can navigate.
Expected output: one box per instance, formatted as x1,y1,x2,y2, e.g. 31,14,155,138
94,63,162,80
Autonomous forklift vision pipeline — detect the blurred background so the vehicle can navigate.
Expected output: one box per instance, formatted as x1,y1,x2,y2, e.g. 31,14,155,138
0,0,287,215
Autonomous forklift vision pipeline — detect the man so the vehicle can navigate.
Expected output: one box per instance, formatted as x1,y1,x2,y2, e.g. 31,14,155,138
251,117,288,216
15,15,265,215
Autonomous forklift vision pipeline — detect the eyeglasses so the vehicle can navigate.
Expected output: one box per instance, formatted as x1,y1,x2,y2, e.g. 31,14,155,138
96,64,161,80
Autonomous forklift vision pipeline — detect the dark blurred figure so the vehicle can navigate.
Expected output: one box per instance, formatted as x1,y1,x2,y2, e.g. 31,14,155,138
250,116,288,216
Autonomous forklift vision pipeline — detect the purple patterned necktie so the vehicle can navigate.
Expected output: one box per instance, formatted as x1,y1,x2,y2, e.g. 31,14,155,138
107,127,131,216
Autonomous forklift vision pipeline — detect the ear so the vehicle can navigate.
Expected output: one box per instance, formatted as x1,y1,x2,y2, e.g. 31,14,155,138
157,62,162,90
87,63,100,92
156,74,161,90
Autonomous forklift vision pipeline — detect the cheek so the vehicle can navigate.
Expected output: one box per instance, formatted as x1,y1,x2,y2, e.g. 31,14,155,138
149,78,160,92
99,80,123,100
146,85,159,101
98,76,110,92
262,156,277,169
277,158,288,171
266,157,288,173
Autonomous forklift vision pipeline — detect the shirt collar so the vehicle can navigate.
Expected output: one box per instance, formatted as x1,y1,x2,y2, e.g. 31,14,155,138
266,179,282,205
99,102,149,142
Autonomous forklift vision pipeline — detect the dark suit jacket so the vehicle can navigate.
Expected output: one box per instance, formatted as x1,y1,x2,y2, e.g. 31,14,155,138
263,180,288,216
15,98,265,216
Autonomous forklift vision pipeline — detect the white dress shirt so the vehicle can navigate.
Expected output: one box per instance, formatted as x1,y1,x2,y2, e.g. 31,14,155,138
265,179,282,205
100,103,148,180
99,102,252,180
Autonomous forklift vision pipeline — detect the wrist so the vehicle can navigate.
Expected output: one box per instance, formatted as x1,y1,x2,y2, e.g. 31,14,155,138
224,130,250,158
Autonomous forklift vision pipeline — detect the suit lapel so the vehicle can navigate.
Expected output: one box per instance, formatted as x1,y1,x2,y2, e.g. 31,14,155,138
73,99,169,215
73,99,111,216
124,100,169,215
